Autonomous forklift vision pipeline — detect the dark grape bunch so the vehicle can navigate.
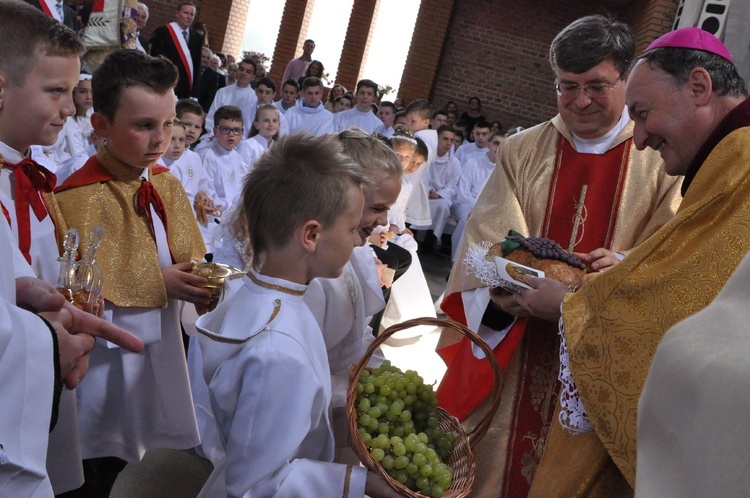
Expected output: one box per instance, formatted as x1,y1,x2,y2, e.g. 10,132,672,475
355,360,455,497
506,235,586,269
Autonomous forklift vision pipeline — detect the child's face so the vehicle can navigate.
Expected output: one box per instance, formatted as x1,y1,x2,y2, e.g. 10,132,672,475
431,113,447,129
358,175,401,244
332,86,345,99
474,127,490,148
392,142,415,171
487,135,504,162
377,106,394,128
437,131,455,156
313,186,364,279
333,98,351,113
255,84,275,105
92,85,175,169
281,84,298,105
303,85,323,108
394,115,409,127
236,61,255,87
410,153,426,172
0,54,79,152
73,79,93,116
356,86,376,110
166,126,187,160
446,111,458,125
178,111,204,145
451,133,463,148
214,118,243,150
406,112,430,132
254,109,280,139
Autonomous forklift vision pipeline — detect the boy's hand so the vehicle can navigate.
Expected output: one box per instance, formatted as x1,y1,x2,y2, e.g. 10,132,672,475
162,262,212,307
429,190,441,199
365,470,402,498
194,191,222,216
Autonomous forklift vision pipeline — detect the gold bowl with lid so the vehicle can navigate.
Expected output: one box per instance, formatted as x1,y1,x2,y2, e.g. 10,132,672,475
191,262,243,302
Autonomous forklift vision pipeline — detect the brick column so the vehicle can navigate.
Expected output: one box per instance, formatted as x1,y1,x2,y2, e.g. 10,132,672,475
397,0,455,104
335,0,380,92
268,0,316,87
220,0,252,58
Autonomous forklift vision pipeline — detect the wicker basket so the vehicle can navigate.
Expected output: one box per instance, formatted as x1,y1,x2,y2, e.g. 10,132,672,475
346,317,502,498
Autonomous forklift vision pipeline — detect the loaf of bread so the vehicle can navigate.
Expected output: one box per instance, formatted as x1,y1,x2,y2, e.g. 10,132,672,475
487,235,585,289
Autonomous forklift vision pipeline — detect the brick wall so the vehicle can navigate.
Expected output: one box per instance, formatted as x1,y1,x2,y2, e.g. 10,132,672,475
429,0,678,130
398,0,455,105
336,0,380,92
267,0,316,88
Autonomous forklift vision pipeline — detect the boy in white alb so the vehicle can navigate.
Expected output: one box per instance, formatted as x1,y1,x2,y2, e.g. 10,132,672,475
190,133,399,498
334,79,382,133
200,105,249,214
412,125,461,245
454,120,491,165
202,59,258,144
404,99,436,227
274,78,299,115
283,77,335,136
451,130,504,260
375,101,396,138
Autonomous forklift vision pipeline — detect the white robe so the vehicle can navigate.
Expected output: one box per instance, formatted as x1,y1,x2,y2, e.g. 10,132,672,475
76,175,199,462
205,83,258,135
200,140,249,215
282,101,335,137
406,129,437,226
0,215,56,497
55,144,96,185
60,115,93,159
375,124,394,138
165,148,220,252
191,270,368,497
453,140,487,166
0,141,85,493
334,107,382,134
237,134,272,172
412,152,461,239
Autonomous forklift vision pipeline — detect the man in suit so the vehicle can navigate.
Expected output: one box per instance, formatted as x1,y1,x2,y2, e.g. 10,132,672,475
25,0,77,31
135,2,150,53
149,2,202,99
197,46,226,113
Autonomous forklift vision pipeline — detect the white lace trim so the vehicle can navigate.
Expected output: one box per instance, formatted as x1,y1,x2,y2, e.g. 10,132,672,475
557,308,593,435
464,242,503,288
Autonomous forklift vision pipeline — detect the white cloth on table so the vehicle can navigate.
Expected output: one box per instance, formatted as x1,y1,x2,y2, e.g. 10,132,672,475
191,270,368,497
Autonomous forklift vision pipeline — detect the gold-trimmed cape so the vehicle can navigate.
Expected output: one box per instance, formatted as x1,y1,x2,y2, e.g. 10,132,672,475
536,126,750,492
52,147,205,308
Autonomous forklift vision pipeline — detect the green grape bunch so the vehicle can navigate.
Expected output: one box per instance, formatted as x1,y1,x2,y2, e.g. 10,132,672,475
354,360,456,497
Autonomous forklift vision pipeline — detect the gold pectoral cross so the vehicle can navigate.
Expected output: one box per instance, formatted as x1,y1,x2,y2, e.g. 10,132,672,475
568,185,588,253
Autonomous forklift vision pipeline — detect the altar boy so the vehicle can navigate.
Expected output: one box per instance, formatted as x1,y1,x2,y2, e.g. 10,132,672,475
190,133,399,497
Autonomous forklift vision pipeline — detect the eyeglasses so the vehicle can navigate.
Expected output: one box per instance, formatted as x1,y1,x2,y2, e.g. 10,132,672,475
554,80,620,99
217,126,244,136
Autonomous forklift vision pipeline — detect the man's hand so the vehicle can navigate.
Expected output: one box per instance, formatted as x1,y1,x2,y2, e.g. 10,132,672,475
574,248,620,272
515,276,570,322
163,262,212,307
39,307,94,389
489,286,530,317
16,276,67,313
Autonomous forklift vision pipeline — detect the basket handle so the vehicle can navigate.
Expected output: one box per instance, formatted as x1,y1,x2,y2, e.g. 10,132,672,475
349,317,503,448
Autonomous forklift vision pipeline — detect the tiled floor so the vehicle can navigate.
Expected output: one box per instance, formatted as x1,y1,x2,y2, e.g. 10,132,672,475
112,243,456,497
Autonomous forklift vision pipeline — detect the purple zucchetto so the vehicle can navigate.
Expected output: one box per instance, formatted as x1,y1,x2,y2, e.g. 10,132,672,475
645,27,733,64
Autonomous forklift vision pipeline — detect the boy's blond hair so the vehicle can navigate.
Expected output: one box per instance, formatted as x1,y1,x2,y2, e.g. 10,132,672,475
241,133,371,256
337,128,402,190
0,0,84,85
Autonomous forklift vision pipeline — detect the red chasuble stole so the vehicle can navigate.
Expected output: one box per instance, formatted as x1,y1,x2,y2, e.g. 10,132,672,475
437,136,631,496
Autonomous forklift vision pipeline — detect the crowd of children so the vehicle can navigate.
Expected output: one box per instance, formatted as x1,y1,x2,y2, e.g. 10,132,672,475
1,2,519,496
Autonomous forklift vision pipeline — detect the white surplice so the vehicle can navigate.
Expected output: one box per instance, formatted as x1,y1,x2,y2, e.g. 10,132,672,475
282,101,335,137
333,107,383,134
192,270,368,497
0,215,56,496
237,134,272,173
200,140,249,215
205,83,258,134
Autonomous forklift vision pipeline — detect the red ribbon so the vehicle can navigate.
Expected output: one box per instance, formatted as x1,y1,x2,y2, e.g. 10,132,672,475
3,159,56,264
135,179,169,244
